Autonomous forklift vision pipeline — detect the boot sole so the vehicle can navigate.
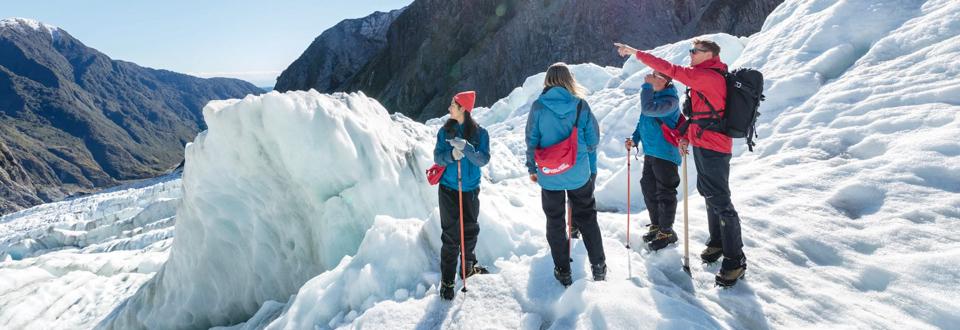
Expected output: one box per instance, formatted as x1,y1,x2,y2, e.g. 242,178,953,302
646,238,679,252
462,270,490,280
439,288,456,300
646,241,678,252
715,267,747,288
460,267,491,280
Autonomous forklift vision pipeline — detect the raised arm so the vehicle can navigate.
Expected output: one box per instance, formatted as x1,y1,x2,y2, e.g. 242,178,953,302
640,84,679,117
634,51,723,92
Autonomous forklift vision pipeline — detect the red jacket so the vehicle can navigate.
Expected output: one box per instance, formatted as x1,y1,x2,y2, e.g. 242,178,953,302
635,51,732,154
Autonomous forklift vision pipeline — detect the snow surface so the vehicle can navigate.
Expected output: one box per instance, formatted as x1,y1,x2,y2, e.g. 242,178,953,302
99,91,443,329
2,0,959,329
0,176,179,329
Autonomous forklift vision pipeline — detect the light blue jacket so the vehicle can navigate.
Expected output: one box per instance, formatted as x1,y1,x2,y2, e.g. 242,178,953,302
631,83,682,166
525,87,599,191
434,124,490,191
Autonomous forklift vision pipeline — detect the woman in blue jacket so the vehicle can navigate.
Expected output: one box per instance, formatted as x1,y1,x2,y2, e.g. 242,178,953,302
433,91,491,300
525,63,605,287
625,72,682,251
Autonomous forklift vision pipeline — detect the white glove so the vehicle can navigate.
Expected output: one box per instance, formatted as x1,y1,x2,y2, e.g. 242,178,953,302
452,148,465,161
448,138,468,151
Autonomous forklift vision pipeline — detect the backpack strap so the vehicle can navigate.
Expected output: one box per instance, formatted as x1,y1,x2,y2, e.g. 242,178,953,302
698,68,728,116
684,69,729,137
573,99,584,128
693,91,722,118
686,92,726,137
654,117,677,129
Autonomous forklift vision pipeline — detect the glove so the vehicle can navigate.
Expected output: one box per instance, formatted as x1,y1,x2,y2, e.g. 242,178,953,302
679,138,690,156
448,138,467,151
452,148,465,161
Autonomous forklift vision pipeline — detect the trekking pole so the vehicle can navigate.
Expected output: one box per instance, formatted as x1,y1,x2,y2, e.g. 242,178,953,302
567,198,573,263
682,152,691,276
626,146,632,249
458,159,469,292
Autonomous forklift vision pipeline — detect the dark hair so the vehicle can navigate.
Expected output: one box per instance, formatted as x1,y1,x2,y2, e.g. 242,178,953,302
693,39,721,56
443,108,479,143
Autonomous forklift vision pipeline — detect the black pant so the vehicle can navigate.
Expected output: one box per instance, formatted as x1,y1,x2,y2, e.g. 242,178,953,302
570,173,596,232
542,179,605,272
439,185,480,283
693,147,745,269
640,155,680,231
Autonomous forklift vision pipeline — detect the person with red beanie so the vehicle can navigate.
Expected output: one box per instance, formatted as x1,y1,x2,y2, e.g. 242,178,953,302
432,91,491,300
616,39,747,287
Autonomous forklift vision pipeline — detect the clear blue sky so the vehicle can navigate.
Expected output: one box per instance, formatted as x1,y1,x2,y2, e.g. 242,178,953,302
1,0,413,87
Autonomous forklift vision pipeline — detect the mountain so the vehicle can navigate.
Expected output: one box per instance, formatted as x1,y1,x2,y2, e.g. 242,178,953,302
274,9,404,93
0,18,263,214
276,0,783,121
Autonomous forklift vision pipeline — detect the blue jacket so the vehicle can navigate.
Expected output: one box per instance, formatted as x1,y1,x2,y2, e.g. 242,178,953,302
434,123,490,191
525,87,599,191
631,83,682,166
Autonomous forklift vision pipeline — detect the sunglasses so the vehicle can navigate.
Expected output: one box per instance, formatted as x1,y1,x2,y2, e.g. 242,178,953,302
688,48,710,54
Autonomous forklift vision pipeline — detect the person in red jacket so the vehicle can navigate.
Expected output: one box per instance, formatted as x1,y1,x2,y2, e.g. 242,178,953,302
616,39,746,287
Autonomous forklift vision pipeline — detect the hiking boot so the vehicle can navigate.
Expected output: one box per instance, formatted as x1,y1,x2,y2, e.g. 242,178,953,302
642,224,659,243
715,264,747,288
460,262,489,279
554,267,572,287
646,229,678,251
439,281,456,300
701,246,723,263
591,263,607,281
570,225,581,239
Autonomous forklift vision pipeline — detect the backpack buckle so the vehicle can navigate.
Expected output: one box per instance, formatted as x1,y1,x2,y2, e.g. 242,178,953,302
734,81,743,89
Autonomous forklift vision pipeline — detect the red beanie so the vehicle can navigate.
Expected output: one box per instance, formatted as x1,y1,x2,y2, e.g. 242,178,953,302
453,91,476,112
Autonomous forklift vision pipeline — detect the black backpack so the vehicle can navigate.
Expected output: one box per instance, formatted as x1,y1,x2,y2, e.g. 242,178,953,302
682,68,765,151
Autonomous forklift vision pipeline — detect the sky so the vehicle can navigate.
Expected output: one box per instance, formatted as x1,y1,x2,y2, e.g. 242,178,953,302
1,0,413,87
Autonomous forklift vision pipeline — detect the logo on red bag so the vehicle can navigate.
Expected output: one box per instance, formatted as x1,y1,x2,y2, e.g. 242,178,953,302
542,163,570,175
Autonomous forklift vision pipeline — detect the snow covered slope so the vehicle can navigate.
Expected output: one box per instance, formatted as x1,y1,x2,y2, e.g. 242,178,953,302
719,0,960,325
2,0,959,329
0,175,180,329
243,0,959,328
99,91,443,329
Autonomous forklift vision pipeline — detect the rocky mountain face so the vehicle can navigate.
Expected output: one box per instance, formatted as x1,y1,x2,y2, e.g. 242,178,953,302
677,0,784,36
277,0,783,121
274,9,404,93
0,18,263,214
